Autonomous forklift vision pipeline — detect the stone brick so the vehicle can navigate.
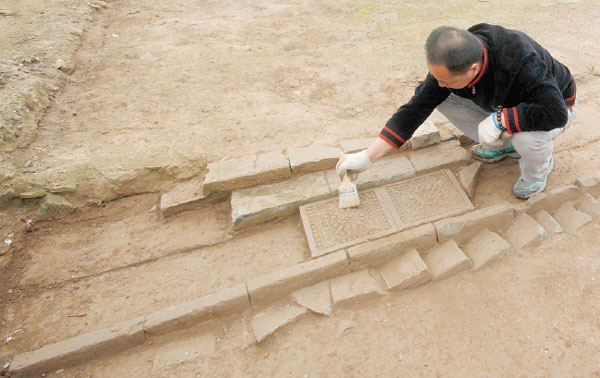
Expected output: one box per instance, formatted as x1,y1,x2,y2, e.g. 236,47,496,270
437,123,466,142
422,239,472,280
247,251,348,305
409,121,441,149
251,304,308,343
145,285,249,335
151,333,215,374
339,138,376,154
458,162,481,198
330,270,383,306
434,202,515,243
231,172,332,230
577,192,600,221
505,213,548,251
378,248,432,290
291,281,332,316
462,229,512,271
576,173,600,197
202,151,291,194
408,140,470,173
160,179,228,218
534,210,563,235
553,203,592,233
289,143,341,174
546,185,581,211
325,153,415,191
9,317,145,377
347,224,437,267
513,193,549,216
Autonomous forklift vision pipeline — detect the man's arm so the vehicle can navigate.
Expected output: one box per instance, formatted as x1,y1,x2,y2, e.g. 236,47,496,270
366,136,395,163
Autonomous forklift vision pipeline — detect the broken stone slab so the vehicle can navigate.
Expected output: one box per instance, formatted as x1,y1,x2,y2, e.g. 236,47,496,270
458,162,481,198
247,251,348,305
434,202,515,243
9,317,145,377
160,179,228,218
407,140,470,173
291,281,332,316
577,192,600,221
330,270,383,306
534,210,564,235
408,121,441,149
202,151,291,195
553,203,593,233
251,304,308,343
422,239,472,280
339,138,376,154
462,229,512,271
151,333,215,374
378,248,432,290
231,172,332,230
505,213,548,251
576,173,600,197
324,153,415,192
144,285,250,335
289,143,341,174
513,193,549,215
546,185,581,212
347,223,437,268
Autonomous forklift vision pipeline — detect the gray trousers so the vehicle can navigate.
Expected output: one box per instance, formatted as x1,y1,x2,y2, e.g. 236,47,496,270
436,94,577,183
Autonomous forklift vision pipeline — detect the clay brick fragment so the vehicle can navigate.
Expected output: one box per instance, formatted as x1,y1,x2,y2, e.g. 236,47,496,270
251,304,308,343
422,239,472,280
577,193,600,221
505,213,547,251
408,140,469,173
434,202,514,243
534,210,563,235
291,281,332,316
463,229,512,270
247,251,348,305
378,248,432,290
289,143,341,174
553,203,592,233
330,270,383,306
145,285,249,335
9,317,145,377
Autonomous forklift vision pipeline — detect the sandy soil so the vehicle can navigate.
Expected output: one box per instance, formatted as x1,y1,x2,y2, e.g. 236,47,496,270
2,0,600,376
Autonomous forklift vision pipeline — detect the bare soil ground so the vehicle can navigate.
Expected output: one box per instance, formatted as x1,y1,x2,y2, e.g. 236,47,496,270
2,0,600,376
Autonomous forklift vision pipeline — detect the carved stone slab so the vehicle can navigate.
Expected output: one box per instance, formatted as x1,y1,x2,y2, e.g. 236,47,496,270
300,169,473,257
383,170,474,230
300,189,399,257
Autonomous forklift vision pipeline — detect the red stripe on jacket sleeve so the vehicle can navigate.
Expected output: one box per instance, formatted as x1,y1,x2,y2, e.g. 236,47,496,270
383,126,407,144
502,108,513,135
378,133,400,149
512,108,522,132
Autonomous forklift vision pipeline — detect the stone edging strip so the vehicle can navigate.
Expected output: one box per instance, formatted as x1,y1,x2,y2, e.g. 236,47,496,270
9,172,600,376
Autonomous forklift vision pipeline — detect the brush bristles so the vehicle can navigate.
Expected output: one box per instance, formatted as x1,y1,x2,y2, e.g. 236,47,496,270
338,186,360,208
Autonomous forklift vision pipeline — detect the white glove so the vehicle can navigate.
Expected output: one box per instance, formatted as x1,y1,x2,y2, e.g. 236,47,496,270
336,150,372,181
478,113,505,146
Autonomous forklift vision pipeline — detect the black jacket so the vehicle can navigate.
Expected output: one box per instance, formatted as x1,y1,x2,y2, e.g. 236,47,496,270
379,23,576,148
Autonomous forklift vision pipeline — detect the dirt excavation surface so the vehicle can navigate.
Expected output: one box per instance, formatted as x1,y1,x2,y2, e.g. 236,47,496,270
2,0,600,376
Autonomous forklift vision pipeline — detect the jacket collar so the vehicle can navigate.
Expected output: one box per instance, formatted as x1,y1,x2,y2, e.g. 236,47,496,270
467,39,488,88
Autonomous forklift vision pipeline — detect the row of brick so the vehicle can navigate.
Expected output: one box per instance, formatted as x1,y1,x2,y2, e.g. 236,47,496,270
9,173,600,376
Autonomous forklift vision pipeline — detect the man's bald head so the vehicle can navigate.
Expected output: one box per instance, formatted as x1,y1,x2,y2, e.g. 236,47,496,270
425,26,483,74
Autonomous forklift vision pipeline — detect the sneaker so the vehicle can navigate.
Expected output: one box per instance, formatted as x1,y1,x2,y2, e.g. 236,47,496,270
471,144,520,163
513,159,554,199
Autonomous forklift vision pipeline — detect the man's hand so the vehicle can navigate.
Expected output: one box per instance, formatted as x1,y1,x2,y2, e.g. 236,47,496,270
336,150,372,181
478,113,505,146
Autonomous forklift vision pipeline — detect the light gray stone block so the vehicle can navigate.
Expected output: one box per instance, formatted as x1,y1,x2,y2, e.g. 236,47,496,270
408,140,470,172
458,162,482,198
534,210,563,235
505,213,547,251
251,304,308,343
546,185,581,211
378,248,432,290
291,281,332,316
576,173,600,197
330,270,383,306
422,239,472,280
553,203,592,233
577,192,600,221
289,143,341,174
160,179,227,218
463,229,512,270
409,121,441,149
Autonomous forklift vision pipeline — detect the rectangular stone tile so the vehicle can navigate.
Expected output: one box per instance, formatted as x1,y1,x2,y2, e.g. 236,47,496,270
247,251,348,305
9,317,145,377
330,270,383,306
300,189,399,257
422,240,472,280
151,333,215,374
289,143,341,174
160,179,228,218
203,151,291,195
505,213,548,251
232,172,332,230
435,202,515,243
407,140,470,173
577,192,600,221
324,153,415,192
291,281,332,316
378,248,432,290
553,203,592,233
347,224,437,267
251,304,308,343
383,169,474,230
409,120,441,149
462,229,512,271
535,210,564,235
145,285,249,335
339,138,376,154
